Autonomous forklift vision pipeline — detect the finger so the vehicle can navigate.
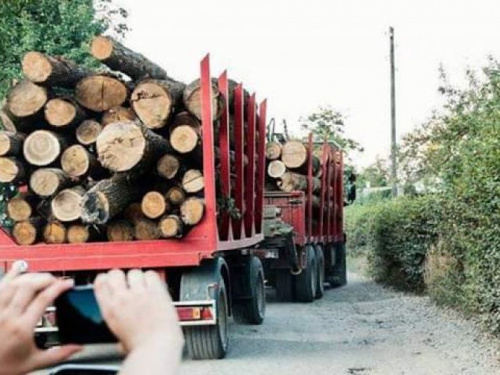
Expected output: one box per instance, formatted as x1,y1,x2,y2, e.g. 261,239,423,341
145,271,170,298
0,281,18,309
29,345,82,370
107,269,128,291
127,269,146,291
0,264,23,285
24,279,74,327
7,273,55,314
94,274,112,319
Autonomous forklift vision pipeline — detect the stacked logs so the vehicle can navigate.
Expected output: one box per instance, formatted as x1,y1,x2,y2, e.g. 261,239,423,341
0,36,226,245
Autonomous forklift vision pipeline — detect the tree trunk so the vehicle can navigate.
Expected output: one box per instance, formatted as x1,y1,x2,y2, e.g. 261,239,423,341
97,121,171,173
169,111,201,155
277,172,321,193
165,186,185,206
81,176,142,224
266,142,282,160
0,132,26,156
29,168,71,197
44,97,86,128
0,157,27,184
76,75,128,112
267,160,287,179
181,169,204,194
131,79,185,129
22,52,92,88
158,215,184,238
51,186,86,222
183,78,224,121
12,218,44,245
101,106,136,126
107,220,134,242
43,221,67,244
7,80,49,120
156,154,182,180
76,120,102,146
134,218,161,240
7,194,37,222
23,130,66,166
91,36,169,81
141,191,170,219
180,197,205,225
61,144,106,179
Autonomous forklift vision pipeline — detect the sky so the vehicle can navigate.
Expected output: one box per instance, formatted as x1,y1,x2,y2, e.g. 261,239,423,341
120,0,500,167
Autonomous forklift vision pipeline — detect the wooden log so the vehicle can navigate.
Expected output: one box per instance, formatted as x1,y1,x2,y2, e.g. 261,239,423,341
157,154,182,180
181,169,204,194
67,224,94,243
123,202,144,223
12,218,44,245
61,145,106,178
281,140,307,169
76,75,128,112
265,142,282,160
141,191,170,219
7,194,37,222
0,102,18,132
44,97,86,128
107,220,134,242
165,186,185,206
91,36,169,81
81,176,142,224
22,52,91,88
51,186,86,222
267,160,287,179
131,79,185,129
97,121,170,173
30,168,71,197
180,197,205,226
134,218,161,241
0,132,25,156
0,157,27,184
169,112,201,154
43,221,67,244
23,130,66,166
101,106,136,126
7,80,49,120
158,215,184,238
183,78,224,121
36,200,53,221
277,172,321,193
76,120,102,146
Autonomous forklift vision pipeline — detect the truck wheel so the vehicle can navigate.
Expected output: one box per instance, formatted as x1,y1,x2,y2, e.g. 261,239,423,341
184,278,229,359
233,256,266,325
315,244,325,299
294,245,317,303
275,269,294,302
330,242,347,288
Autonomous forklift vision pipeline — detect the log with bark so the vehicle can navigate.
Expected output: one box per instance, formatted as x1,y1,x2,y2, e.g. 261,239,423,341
22,52,91,88
7,80,49,126
131,79,185,129
23,130,66,166
181,169,204,194
43,221,67,244
107,220,134,242
76,75,129,112
158,215,184,238
51,186,86,222
169,111,201,154
101,106,136,126
141,191,170,219
156,154,182,180
281,140,320,174
267,160,287,179
183,78,224,121
76,120,102,145
12,218,44,245
29,168,71,197
265,141,282,160
123,202,144,223
96,121,170,173
91,36,169,81
44,97,86,128
180,197,205,226
277,172,321,193
67,224,98,243
0,132,25,156
0,157,27,184
61,145,106,178
7,194,37,222
165,186,185,206
134,218,161,240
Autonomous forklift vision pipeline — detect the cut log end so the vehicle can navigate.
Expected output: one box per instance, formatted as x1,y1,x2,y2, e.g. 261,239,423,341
91,36,114,60
182,169,204,194
281,140,308,169
23,130,63,166
22,52,52,83
61,145,91,177
166,186,185,206
43,221,67,244
157,154,180,180
30,168,69,197
265,142,282,160
180,197,205,225
7,196,33,222
76,76,128,112
102,106,136,126
170,125,198,154
7,80,48,118
131,81,173,129
141,191,168,219
123,203,144,223
0,132,25,156
51,187,85,222
45,98,78,127
67,225,90,243
13,220,40,245
0,157,24,183
107,220,134,242
159,215,183,238
81,191,110,225
76,120,102,145
134,218,161,240
267,160,287,179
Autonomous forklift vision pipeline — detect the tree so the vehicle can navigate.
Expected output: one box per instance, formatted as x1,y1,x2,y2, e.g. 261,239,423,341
0,0,129,98
357,157,390,189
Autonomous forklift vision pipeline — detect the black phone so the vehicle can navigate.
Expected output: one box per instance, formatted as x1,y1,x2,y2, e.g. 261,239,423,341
55,285,117,345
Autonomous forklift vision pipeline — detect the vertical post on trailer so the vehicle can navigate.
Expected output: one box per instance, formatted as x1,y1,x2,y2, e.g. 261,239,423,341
200,55,217,248
318,141,328,241
326,148,333,243
217,71,231,241
232,84,245,239
338,151,344,241
307,134,313,241
332,148,338,241
255,100,267,234
244,94,256,237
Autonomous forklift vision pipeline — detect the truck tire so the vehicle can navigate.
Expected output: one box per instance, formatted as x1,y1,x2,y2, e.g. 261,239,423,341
330,242,347,288
275,269,294,302
233,256,266,325
315,244,325,299
184,278,229,359
294,245,317,303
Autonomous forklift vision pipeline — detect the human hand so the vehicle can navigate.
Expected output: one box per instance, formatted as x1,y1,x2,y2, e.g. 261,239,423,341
0,267,81,375
94,269,184,355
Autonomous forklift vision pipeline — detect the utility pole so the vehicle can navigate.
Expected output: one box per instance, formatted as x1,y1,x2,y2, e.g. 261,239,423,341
389,26,397,197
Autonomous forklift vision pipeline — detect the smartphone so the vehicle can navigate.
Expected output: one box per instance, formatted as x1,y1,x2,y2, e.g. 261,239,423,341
55,285,117,345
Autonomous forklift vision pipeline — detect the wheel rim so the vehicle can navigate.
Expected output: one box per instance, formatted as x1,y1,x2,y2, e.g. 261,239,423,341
256,273,266,318
218,288,229,349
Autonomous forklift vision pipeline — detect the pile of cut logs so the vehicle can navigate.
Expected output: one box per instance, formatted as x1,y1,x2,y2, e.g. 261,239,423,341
0,36,219,245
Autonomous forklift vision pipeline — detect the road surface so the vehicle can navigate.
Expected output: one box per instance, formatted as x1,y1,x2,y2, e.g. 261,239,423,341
35,272,500,374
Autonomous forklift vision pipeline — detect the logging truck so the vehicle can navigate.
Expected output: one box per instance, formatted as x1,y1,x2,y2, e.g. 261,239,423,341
0,36,346,360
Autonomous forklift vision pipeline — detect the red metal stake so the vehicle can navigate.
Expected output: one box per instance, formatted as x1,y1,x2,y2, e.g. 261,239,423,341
254,100,267,234
232,84,245,240
244,94,256,238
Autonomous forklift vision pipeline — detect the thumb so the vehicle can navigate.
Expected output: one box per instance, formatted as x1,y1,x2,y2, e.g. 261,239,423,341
30,345,83,369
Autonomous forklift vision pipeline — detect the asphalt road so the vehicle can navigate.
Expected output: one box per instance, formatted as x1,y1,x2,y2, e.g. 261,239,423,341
34,272,500,375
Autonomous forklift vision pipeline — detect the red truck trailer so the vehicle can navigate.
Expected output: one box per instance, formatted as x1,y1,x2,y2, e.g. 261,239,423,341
262,135,346,302
0,55,269,360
